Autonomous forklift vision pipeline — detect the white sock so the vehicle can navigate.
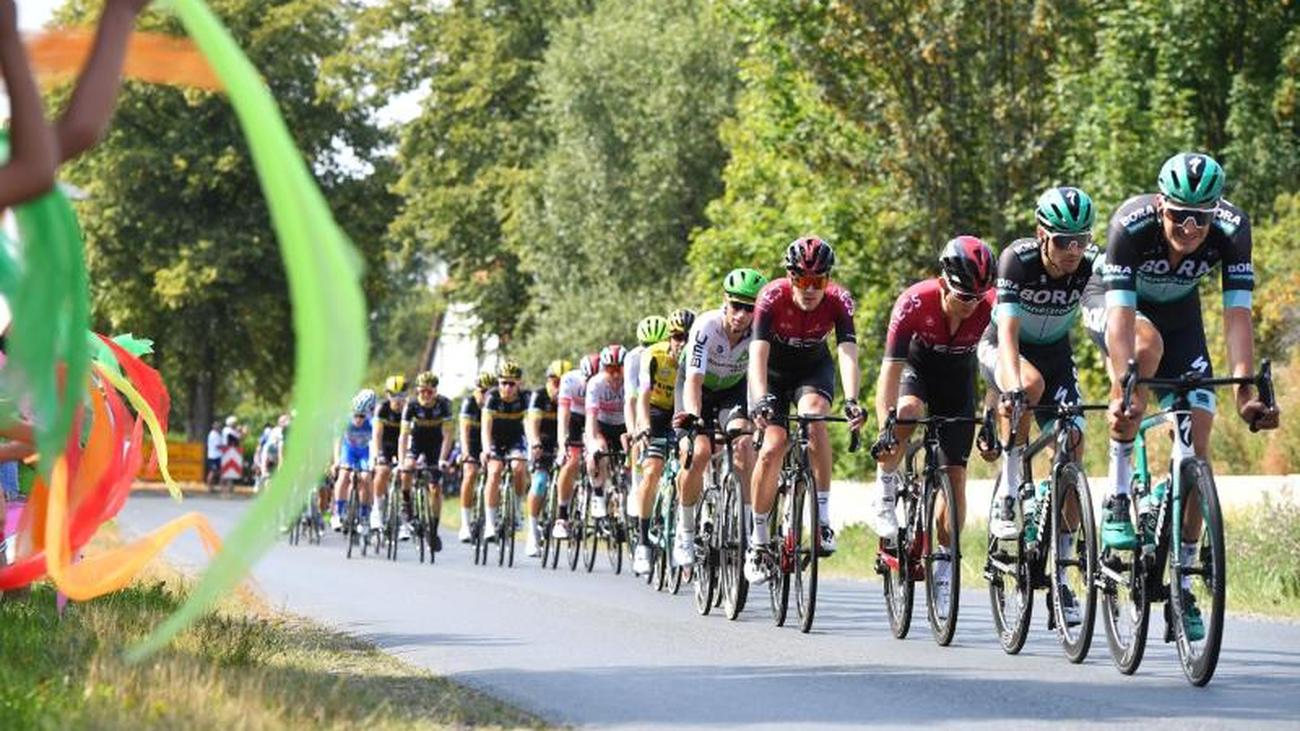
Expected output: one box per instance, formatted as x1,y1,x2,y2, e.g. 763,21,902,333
1181,542,1197,591
1108,439,1134,496
752,512,770,544
1001,447,1023,498
486,507,498,528
817,491,830,526
1057,532,1074,584
527,516,538,536
679,503,697,534
628,499,640,519
460,507,471,526
876,466,899,504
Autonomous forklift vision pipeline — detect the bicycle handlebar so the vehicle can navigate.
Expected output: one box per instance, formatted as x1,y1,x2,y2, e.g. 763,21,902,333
753,413,860,453
1120,357,1276,430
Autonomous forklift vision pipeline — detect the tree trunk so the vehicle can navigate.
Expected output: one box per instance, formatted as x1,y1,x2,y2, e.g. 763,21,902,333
418,308,447,373
187,367,214,440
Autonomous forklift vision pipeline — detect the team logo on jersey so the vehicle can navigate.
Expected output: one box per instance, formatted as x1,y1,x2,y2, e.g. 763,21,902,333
1120,204,1157,231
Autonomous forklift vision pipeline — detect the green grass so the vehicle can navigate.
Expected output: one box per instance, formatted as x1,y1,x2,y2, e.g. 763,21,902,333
822,494,1300,618
0,580,546,730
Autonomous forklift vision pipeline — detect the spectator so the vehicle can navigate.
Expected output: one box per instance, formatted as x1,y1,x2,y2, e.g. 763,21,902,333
205,420,222,489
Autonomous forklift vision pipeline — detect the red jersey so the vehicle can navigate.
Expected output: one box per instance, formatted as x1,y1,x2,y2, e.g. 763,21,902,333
754,278,856,364
884,278,993,363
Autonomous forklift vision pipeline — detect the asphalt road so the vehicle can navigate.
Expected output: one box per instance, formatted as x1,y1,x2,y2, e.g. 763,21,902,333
118,494,1300,729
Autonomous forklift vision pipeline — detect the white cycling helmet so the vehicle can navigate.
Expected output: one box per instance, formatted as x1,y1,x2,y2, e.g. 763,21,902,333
352,388,377,415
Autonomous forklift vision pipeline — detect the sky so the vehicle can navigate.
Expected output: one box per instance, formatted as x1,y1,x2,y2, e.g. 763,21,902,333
20,1,59,32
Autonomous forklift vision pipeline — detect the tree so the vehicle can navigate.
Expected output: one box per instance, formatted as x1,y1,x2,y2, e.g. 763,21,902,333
57,0,396,436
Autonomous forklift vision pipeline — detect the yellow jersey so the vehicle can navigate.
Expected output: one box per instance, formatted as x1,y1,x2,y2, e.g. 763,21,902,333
639,340,681,412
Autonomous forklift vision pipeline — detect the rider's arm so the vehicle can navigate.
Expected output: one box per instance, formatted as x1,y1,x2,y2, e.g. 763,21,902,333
526,396,542,449
682,321,710,416
831,286,861,401
836,341,861,401
557,400,571,445
1225,307,1256,391
638,386,652,434
747,340,771,405
458,400,473,457
995,314,1024,393
584,386,599,444
1221,215,1257,399
371,418,384,461
1101,220,1140,393
439,420,452,463
481,408,494,454
682,372,705,417
874,360,905,427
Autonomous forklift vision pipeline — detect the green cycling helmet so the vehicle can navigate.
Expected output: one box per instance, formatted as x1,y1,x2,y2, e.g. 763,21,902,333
636,316,670,346
1035,186,1095,233
723,267,768,303
1158,152,1225,206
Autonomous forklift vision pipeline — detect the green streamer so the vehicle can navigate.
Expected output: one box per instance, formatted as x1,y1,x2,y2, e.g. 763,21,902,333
129,0,366,658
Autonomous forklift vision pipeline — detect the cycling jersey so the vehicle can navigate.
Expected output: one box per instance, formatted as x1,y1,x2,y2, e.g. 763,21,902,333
625,344,646,403
375,400,404,456
995,238,1099,345
639,340,681,412
338,417,372,470
685,308,750,392
585,372,625,426
558,369,587,416
460,394,483,456
1097,193,1253,317
403,396,453,460
528,387,559,449
483,387,528,449
884,278,994,363
755,278,857,366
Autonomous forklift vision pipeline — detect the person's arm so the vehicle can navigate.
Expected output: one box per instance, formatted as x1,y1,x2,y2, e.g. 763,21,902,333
638,387,652,435
53,0,152,162
439,420,453,464
526,397,542,450
683,322,709,416
458,412,471,460
836,341,861,402
584,387,598,444
557,399,571,446
481,409,494,456
747,340,771,406
831,287,861,403
371,418,384,460
995,314,1024,393
874,360,905,427
993,248,1024,394
397,407,410,463
0,1,57,208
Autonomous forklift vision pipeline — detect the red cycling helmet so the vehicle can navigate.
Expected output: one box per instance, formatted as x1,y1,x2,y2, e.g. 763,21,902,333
580,353,600,379
938,235,995,295
783,236,836,275
599,344,626,368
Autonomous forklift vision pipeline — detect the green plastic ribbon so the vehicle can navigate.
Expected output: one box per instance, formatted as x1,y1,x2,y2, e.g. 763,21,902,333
130,0,366,657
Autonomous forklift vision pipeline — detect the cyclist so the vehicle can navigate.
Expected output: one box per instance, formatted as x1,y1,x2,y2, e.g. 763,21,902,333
978,188,1098,625
747,237,864,583
871,236,996,618
457,371,496,543
632,309,694,575
676,268,768,557
481,360,530,542
332,389,377,535
585,345,629,523
554,353,599,539
372,375,408,533
260,413,289,486
398,371,453,548
1082,152,1278,638
625,316,670,524
526,359,568,556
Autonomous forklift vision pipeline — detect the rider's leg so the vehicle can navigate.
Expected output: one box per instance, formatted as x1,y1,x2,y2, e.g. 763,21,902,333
1108,319,1163,497
333,468,349,519
484,456,504,531
728,415,756,529
872,397,921,534
937,465,967,547
998,357,1044,497
799,391,833,527
749,426,787,546
639,455,663,546
678,434,711,536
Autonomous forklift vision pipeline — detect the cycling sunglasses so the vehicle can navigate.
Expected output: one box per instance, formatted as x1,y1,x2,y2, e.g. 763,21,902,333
943,282,982,303
670,332,688,342
726,298,756,313
789,272,829,290
1047,231,1090,251
1162,201,1217,228
498,380,518,387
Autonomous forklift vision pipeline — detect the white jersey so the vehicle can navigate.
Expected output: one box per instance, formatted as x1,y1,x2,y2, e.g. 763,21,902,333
585,372,625,426
558,369,587,416
624,345,646,402
685,308,751,391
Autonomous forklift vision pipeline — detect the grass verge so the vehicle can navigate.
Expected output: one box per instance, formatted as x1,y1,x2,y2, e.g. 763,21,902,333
822,495,1300,618
0,544,545,729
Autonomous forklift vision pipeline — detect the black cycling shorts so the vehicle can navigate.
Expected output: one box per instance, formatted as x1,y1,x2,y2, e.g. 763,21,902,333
643,406,675,461
701,380,748,433
764,351,835,429
898,356,977,467
977,324,1082,428
1081,287,1215,413
596,420,626,447
567,413,586,443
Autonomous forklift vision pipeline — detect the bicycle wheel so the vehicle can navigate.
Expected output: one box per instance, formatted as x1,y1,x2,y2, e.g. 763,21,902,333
1051,463,1097,663
541,474,556,569
721,471,749,620
666,483,683,595
986,482,1031,654
880,481,916,640
386,490,401,561
1168,458,1225,687
345,488,359,560
1100,483,1150,675
568,482,586,571
472,480,487,566
508,494,519,568
770,489,791,627
793,472,819,633
925,470,960,646
413,485,428,564
694,491,718,616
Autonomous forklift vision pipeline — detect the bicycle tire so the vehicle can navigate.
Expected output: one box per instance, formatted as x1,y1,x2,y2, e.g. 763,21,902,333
926,469,960,646
344,483,359,560
1101,480,1150,675
568,480,586,571
694,492,718,616
1169,458,1225,687
986,481,1031,654
506,493,518,568
722,470,749,620
387,488,401,562
1051,463,1098,663
541,471,556,569
606,482,625,574
770,489,790,627
881,474,917,640
794,472,819,633
413,482,428,564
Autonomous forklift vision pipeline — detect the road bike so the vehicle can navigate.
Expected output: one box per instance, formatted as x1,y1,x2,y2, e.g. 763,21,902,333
755,414,859,633
535,449,562,569
872,410,987,646
1100,359,1275,686
983,395,1104,662
340,467,373,560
